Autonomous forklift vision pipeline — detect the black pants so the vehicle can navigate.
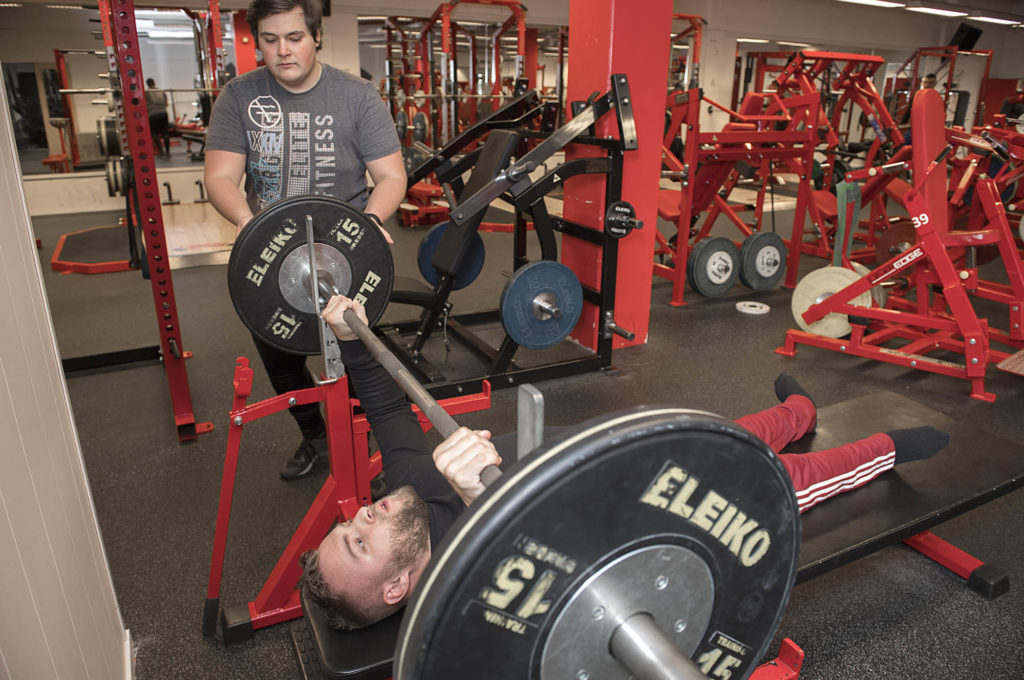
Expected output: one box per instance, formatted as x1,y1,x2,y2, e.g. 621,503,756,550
251,332,326,439
149,112,170,155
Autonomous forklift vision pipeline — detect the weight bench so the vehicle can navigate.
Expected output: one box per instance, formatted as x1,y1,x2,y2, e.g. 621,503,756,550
290,389,1024,678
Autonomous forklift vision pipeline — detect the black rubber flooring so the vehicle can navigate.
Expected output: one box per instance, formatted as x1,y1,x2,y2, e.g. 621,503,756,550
32,207,1024,679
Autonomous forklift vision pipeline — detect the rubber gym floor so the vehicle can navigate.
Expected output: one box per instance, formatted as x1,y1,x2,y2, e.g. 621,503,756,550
34,206,1024,679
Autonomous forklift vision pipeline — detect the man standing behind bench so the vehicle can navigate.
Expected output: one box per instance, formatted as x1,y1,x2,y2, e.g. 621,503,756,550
204,0,406,481
300,296,951,631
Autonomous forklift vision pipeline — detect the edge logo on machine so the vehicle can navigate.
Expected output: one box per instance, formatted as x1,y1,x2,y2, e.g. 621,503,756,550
640,461,772,567
248,95,283,128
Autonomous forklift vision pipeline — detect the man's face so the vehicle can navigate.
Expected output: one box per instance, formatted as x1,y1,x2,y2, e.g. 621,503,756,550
257,7,321,92
316,486,430,609
922,75,936,90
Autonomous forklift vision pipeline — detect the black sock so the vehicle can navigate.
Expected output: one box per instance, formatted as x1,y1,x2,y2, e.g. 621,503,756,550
887,426,950,464
774,373,814,407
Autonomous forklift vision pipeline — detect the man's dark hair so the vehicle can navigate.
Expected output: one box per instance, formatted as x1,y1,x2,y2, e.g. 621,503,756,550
247,0,323,48
924,73,937,80
299,548,378,630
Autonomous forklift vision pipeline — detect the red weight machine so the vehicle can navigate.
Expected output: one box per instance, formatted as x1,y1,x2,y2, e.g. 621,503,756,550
770,51,907,286
778,88,1024,401
656,86,818,305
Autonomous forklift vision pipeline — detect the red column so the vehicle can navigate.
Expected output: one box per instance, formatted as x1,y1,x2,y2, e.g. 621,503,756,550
562,0,672,348
524,28,538,88
233,12,260,74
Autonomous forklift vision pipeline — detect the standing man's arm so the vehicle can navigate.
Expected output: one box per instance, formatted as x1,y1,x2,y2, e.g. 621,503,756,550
363,150,406,243
205,149,253,234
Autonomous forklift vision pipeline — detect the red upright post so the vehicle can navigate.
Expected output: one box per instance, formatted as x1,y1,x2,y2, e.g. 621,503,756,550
107,0,211,440
524,28,538,89
563,0,672,349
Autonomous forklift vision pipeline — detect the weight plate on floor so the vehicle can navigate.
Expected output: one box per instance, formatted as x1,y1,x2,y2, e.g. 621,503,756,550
736,300,770,315
417,222,485,290
791,266,871,338
685,237,708,291
500,261,583,350
227,195,394,355
690,236,740,297
738,232,787,291
395,408,800,680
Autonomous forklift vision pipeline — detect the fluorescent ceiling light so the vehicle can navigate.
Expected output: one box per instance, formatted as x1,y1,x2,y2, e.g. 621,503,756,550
358,16,387,21
966,11,1020,24
47,4,86,8
737,38,770,43
836,0,905,7
0,3,24,6
904,2,968,16
672,44,690,50
777,41,813,47
147,30,194,38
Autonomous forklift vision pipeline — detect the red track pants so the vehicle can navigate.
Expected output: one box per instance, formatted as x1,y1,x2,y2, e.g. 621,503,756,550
735,396,896,513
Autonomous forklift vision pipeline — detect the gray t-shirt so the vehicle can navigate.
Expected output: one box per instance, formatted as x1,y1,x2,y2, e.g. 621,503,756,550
205,64,400,213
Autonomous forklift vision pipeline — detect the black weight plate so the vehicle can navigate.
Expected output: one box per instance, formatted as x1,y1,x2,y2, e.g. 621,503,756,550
685,237,709,291
690,236,739,297
738,232,787,291
412,111,428,144
395,408,800,680
396,110,408,141
604,200,638,239
227,195,394,355
500,261,583,350
417,222,485,290
403,146,429,175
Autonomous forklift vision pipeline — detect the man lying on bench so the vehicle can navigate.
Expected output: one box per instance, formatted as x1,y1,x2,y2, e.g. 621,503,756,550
301,296,951,630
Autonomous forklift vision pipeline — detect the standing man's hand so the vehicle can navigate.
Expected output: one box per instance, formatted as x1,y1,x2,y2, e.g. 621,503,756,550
321,295,368,341
433,428,502,506
364,212,394,244
235,214,253,236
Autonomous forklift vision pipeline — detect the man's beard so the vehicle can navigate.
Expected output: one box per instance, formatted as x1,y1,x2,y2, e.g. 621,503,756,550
386,486,430,574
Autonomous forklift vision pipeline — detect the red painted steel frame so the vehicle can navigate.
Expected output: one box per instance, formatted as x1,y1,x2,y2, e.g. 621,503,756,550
52,50,83,168
887,46,993,133
564,0,671,349
656,88,818,306
50,225,133,274
105,0,211,440
776,90,1024,401
206,357,492,632
904,531,985,581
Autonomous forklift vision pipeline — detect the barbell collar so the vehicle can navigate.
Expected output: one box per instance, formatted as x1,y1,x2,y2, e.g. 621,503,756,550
533,296,562,320
609,614,708,680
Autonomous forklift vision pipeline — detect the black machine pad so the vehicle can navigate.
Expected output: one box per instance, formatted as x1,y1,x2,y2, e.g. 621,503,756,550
791,391,1024,581
293,586,401,680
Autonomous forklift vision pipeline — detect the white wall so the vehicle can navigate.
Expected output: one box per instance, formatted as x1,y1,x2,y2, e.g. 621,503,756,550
321,10,363,76
0,64,131,680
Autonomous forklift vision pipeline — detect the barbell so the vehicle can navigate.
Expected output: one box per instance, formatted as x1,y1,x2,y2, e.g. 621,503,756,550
226,197,801,680
227,197,584,354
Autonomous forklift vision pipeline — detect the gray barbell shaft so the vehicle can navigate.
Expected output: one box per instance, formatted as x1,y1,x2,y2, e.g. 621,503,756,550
341,307,503,487
609,614,708,680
